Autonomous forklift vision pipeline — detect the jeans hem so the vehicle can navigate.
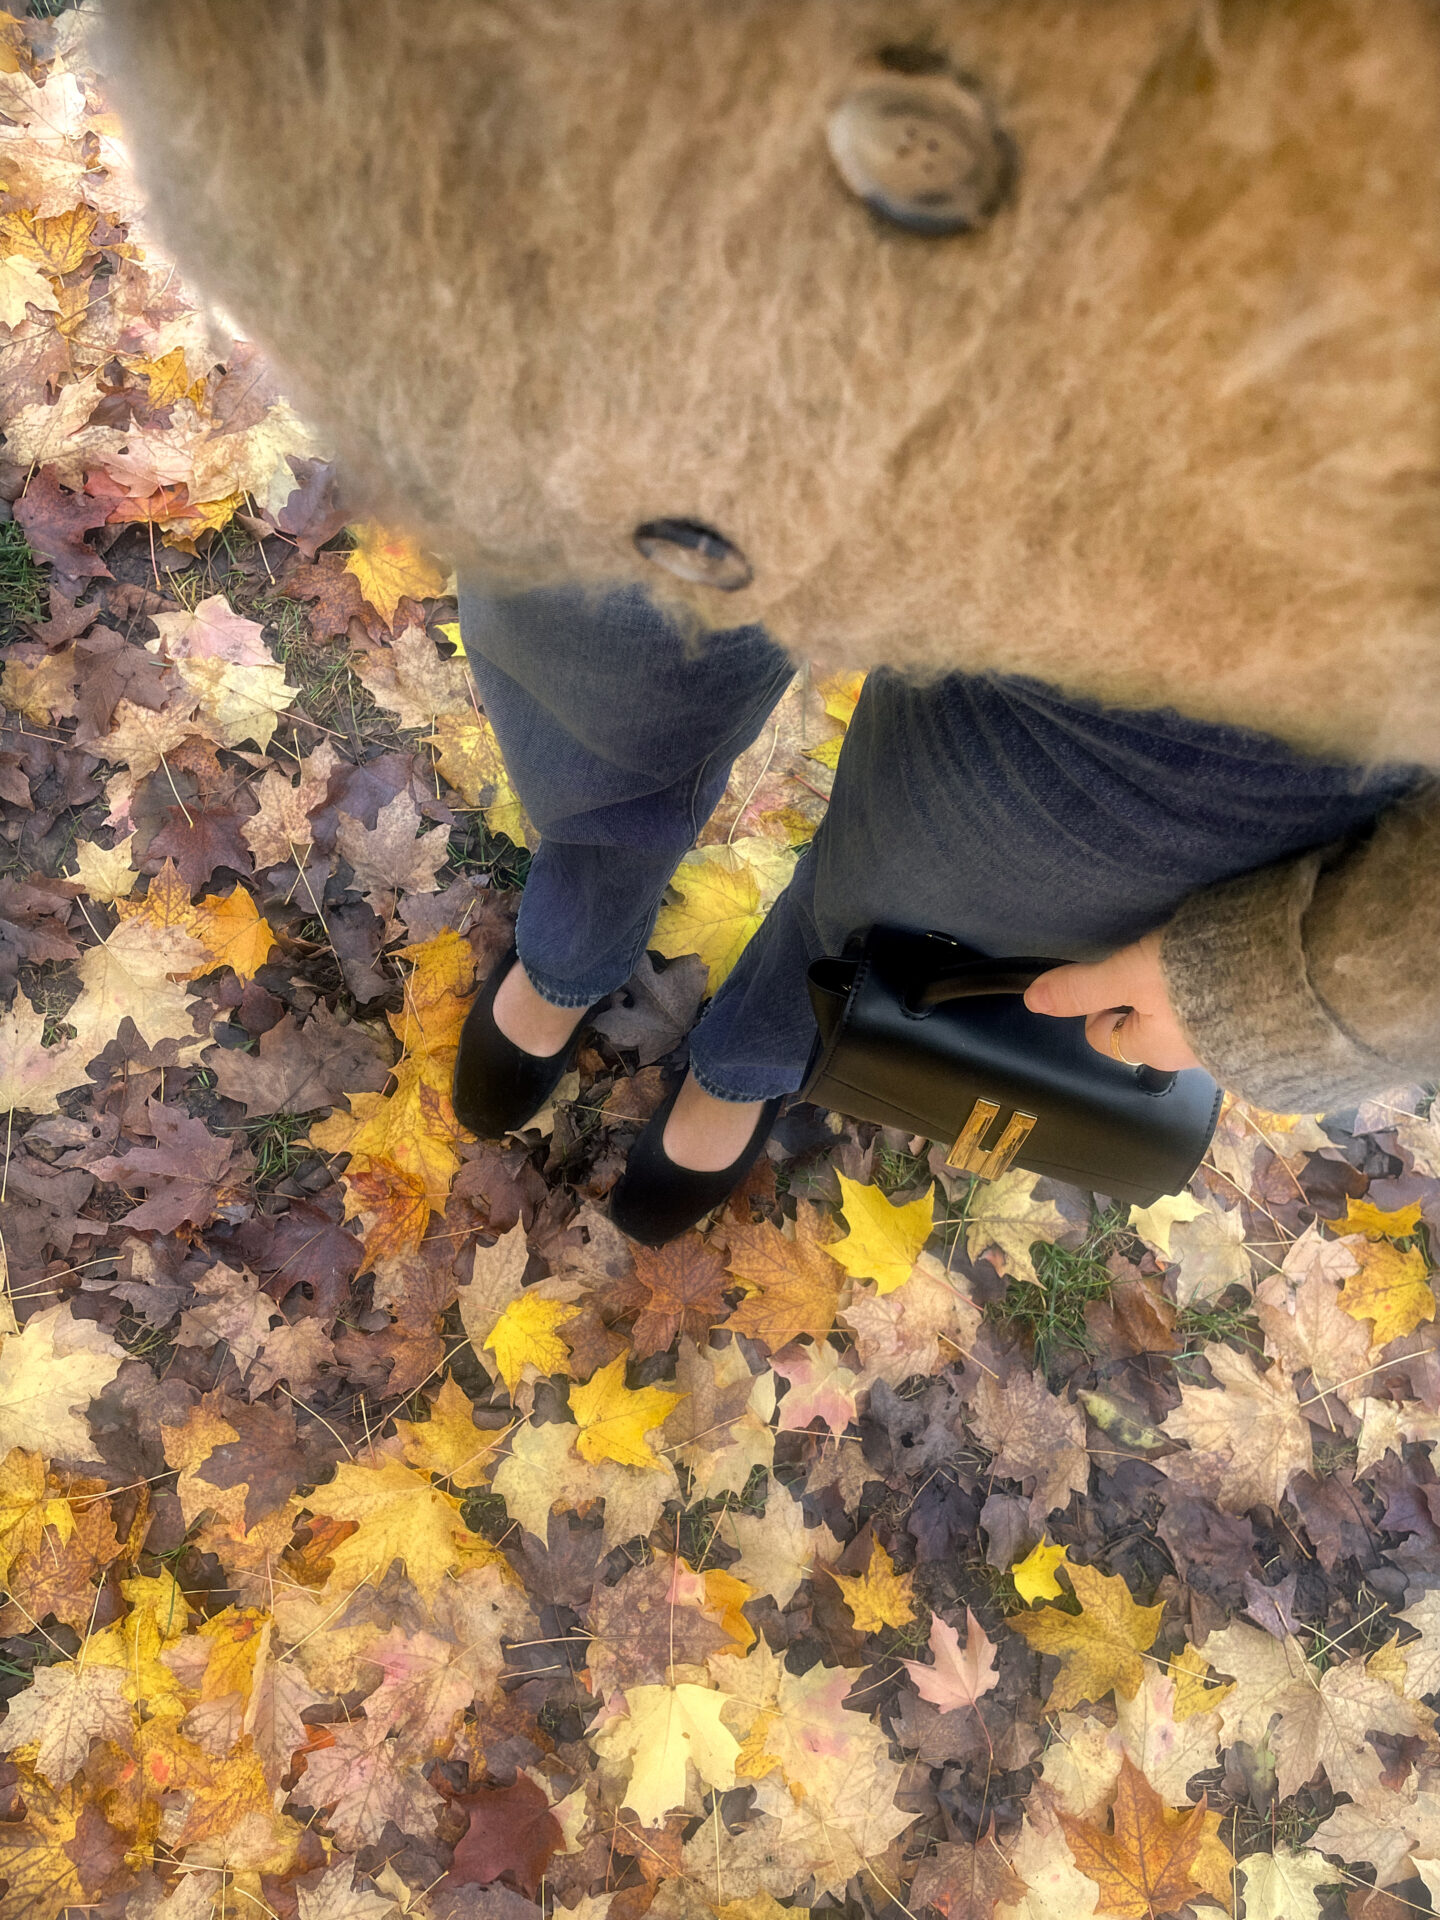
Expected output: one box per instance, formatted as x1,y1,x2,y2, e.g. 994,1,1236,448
688,1055,797,1105
515,954,627,1012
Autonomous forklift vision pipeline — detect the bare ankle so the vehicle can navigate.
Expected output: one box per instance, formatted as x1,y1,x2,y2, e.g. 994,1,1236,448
492,960,585,1057
662,1072,765,1173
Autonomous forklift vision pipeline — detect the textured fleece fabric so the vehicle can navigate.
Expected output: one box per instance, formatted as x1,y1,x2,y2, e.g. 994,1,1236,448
97,0,1440,1109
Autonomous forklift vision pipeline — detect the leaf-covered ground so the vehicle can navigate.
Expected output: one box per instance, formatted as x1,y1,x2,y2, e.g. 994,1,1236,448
0,12,1437,1920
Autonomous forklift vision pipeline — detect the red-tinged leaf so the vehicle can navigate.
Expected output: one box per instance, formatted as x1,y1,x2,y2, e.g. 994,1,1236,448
451,1774,563,1898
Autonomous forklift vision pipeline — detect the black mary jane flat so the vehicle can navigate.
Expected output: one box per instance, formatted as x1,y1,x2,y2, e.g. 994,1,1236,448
608,1081,783,1246
452,946,594,1138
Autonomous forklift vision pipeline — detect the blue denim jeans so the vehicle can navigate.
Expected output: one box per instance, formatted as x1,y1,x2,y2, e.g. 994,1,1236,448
459,584,1422,1101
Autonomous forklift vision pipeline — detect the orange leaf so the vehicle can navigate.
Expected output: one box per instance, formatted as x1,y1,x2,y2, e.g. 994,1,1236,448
1058,1756,1210,1920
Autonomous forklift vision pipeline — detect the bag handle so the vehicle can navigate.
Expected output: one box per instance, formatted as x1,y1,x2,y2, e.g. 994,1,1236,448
909,956,1178,1096
909,956,1060,1011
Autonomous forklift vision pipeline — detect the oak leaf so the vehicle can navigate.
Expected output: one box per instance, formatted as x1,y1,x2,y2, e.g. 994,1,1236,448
1010,1562,1162,1710
829,1174,935,1294
568,1354,679,1469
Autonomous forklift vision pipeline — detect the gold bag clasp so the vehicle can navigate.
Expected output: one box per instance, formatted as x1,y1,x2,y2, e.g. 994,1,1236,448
946,1099,1037,1181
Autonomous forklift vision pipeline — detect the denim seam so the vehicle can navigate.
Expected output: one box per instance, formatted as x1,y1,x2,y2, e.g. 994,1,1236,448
688,1054,787,1105
513,955,618,1012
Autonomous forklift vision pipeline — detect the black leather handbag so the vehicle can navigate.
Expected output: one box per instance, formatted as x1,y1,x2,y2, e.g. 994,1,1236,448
802,926,1222,1206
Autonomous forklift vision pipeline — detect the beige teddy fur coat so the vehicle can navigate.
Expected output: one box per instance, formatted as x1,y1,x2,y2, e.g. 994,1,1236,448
102,0,1440,1114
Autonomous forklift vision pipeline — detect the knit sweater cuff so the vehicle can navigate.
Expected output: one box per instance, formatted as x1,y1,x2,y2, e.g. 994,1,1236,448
1158,853,1396,1115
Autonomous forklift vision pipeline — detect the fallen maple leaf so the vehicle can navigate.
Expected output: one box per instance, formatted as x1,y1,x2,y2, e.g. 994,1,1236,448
451,1773,564,1898
910,1835,1025,1920
1011,1538,1069,1604
901,1609,999,1712
1338,1238,1436,1345
306,1457,470,1603
829,1538,915,1633
590,1682,741,1826
829,1174,936,1293
484,1292,579,1397
652,840,795,993
353,624,471,729
1158,1345,1311,1514
394,1375,501,1489
1058,1755,1210,1920
569,1353,679,1469
724,1203,844,1349
343,522,448,627
629,1233,730,1357
1010,1562,1163,1710
0,1306,122,1461
963,1170,1066,1286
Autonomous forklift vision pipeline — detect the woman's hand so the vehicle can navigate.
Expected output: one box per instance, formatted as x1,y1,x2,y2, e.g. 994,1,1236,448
1022,929,1204,1072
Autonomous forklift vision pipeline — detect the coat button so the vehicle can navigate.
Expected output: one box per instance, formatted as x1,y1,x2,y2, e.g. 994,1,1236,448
633,518,753,591
826,74,1014,235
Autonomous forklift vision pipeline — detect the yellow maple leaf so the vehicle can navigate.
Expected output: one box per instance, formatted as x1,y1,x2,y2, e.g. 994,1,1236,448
308,1457,469,1603
0,205,96,273
1011,1537,1069,1605
173,654,295,752
1127,1191,1205,1259
697,1565,756,1654
1338,1240,1436,1345
426,710,531,845
653,841,796,994
589,1681,740,1826
344,521,449,627
1169,1640,1234,1720
829,1539,915,1633
135,345,203,409
395,1374,503,1488
1331,1196,1424,1240
483,1294,580,1398
0,1449,74,1586
829,1175,936,1294
1009,1562,1162,1709
312,931,476,1257
69,835,137,904
569,1353,680,1470
116,860,275,984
